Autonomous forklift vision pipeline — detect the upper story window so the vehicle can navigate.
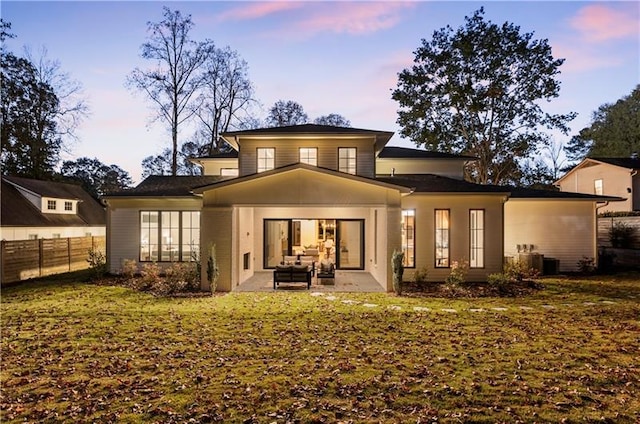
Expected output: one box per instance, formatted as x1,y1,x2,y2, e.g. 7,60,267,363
64,201,73,211
47,200,57,210
338,147,356,175
257,148,275,173
594,179,603,195
299,147,318,166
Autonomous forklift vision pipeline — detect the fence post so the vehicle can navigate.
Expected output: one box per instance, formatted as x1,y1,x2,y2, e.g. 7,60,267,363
1,240,5,284
39,239,44,277
67,237,72,272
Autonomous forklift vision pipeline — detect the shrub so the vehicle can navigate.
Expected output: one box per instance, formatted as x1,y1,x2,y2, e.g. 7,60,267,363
609,222,636,248
487,273,512,294
577,257,596,274
445,260,468,286
504,260,539,282
87,247,107,279
207,244,220,293
413,266,429,285
121,259,138,279
391,249,404,295
165,262,199,291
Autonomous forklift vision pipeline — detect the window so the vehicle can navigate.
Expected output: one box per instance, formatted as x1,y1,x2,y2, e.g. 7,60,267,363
64,201,73,211
257,148,275,172
470,210,485,268
140,211,200,262
47,200,56,210
401,210,415,267
181,211,200,262
299,147,317,166
594,179,603,195
338,147,356,174
435,209,450,268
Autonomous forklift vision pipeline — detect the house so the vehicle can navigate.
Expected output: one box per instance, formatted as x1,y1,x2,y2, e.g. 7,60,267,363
1,175,106,241
555,157,640,212
103,124,619,291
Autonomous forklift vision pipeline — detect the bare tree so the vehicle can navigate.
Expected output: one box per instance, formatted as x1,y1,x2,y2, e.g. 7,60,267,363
266,100,308,127
127,7,213,175
193,46,256,154
314,113,351,127
24,46,89,147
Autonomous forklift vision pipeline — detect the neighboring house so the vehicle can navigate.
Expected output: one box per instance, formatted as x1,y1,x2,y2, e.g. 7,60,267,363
555,157,640,212
1,175,106,241
103,124,619,291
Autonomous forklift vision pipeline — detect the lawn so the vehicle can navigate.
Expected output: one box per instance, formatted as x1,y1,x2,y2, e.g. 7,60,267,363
1,273,639,423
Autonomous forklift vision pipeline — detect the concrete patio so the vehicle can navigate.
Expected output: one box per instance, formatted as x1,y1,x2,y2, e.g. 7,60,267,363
233,271,386,292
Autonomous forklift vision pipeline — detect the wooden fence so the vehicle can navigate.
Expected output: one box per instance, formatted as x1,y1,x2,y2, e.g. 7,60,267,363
1,236,105,285
597,216,640,249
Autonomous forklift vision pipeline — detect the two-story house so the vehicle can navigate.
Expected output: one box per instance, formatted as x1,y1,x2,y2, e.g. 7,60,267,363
104,125,619,291
555,157,640,212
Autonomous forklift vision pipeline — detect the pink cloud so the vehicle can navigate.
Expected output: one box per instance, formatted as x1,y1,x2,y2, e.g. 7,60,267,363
569,4,639,42
294,2,416,36
216,2,303,22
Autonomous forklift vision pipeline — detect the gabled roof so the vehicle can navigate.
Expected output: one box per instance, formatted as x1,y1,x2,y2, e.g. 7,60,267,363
192,163,412,194
378,146,476,160
555,157,640,184
1,177,106,227
220,124,394,153
3,175,84,200
103,175,227,197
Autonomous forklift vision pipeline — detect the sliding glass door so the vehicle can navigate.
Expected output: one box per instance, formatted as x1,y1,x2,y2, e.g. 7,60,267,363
336,220,364,269
264,220,290,268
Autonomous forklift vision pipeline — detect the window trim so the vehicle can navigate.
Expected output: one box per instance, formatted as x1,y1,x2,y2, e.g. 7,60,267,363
47,200,57,210
469,209,485,269
139,210,200,262
401,209,416,268
257,147,275,173
64,201,73,211
299,147,318,166
338,147,357,175
434,209,450,268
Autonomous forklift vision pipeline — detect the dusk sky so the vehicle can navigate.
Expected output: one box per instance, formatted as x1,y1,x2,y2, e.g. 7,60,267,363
3,1,639,183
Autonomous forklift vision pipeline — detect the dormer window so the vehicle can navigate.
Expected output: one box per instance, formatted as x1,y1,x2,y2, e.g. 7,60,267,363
47,200,57,210
257,148,275,173
64,201,73,211
338,147,356,175
299,148,317,166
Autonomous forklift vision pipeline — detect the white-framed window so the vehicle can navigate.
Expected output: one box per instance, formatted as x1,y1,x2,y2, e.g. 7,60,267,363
257,148,275,173
47,200,57,210
64,201,73,211
435,209,450,268
338,147,356,174
470,209,485,268
299,147,317,166
594,179,603,195
401,209,415,268
140,211,200,262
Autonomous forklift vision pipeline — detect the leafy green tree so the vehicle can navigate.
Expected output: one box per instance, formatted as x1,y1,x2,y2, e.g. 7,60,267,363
128,7,214,176
314,114,351,127
392,8,576,185
565,85,640,161
266,100,308,127
60,157,132,198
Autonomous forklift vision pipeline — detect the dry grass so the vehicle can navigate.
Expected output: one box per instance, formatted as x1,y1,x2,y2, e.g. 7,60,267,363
1,272,639,423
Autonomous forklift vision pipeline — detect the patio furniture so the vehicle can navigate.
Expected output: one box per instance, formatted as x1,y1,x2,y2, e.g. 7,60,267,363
317,260,335,285
273,264,312,289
